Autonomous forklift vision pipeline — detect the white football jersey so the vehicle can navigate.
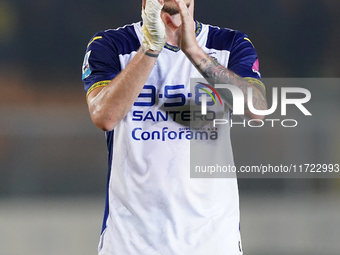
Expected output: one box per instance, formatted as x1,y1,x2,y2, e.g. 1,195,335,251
83,20,262,255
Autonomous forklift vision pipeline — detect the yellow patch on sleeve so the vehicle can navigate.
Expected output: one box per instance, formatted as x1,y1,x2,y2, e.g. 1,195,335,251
244,77,266,95
86,80,111,100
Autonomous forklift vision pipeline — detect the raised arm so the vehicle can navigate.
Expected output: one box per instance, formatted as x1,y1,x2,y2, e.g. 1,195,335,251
188,50,267,120
87,49,158,131
85,0,166,131
162,0,268,120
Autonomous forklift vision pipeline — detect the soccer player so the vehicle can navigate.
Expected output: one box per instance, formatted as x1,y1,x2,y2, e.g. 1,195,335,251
82,0,267,254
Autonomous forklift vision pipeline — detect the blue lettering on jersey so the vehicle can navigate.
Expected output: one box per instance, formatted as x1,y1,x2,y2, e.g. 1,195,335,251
132,110,216,122
132,127,218,141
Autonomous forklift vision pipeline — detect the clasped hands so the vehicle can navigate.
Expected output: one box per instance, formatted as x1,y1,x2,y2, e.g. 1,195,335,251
141,0,198,55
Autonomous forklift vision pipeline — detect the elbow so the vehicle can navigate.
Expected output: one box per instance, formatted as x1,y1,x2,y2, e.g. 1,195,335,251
244,110,266,122
252,114,266,122
90,109,120,132
244,99,268,122
87,91,122,131
93,119,116,132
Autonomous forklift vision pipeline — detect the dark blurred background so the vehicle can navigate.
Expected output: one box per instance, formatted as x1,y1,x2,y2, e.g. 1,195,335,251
0,0,339,254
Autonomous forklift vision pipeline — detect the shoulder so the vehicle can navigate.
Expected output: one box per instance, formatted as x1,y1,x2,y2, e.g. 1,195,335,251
203,24,249,51
86,22,142,55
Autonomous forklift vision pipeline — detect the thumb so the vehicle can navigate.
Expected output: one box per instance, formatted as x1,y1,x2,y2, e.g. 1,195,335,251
161,13,179,32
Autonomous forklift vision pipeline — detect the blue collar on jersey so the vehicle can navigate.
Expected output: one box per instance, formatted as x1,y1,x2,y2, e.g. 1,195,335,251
164,20,202,52
139,20,202,52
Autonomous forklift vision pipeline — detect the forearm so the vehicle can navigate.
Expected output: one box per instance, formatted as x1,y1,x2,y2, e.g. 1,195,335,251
185,46,267,119
88,48,158,131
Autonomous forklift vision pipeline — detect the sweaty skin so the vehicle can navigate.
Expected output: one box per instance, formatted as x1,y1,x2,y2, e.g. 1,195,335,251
87,0,267,131
87,0,164,131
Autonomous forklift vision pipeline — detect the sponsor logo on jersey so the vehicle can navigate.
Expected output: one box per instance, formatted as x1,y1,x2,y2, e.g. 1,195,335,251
196,82,223,115
82,50,92,80
132,127,218,141
197,82,222,105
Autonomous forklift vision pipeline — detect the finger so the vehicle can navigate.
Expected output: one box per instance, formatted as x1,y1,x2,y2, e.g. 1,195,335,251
174,0,191,20
144,0,164,10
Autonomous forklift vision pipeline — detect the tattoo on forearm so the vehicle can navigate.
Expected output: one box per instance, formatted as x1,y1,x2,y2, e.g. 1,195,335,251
195,55,267,112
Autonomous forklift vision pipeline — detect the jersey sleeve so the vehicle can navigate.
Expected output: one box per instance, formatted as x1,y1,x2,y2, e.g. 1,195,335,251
227,31,265,94
82,32,121,98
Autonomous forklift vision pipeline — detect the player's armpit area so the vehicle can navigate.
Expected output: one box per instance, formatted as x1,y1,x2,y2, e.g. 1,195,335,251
86,80,111,101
